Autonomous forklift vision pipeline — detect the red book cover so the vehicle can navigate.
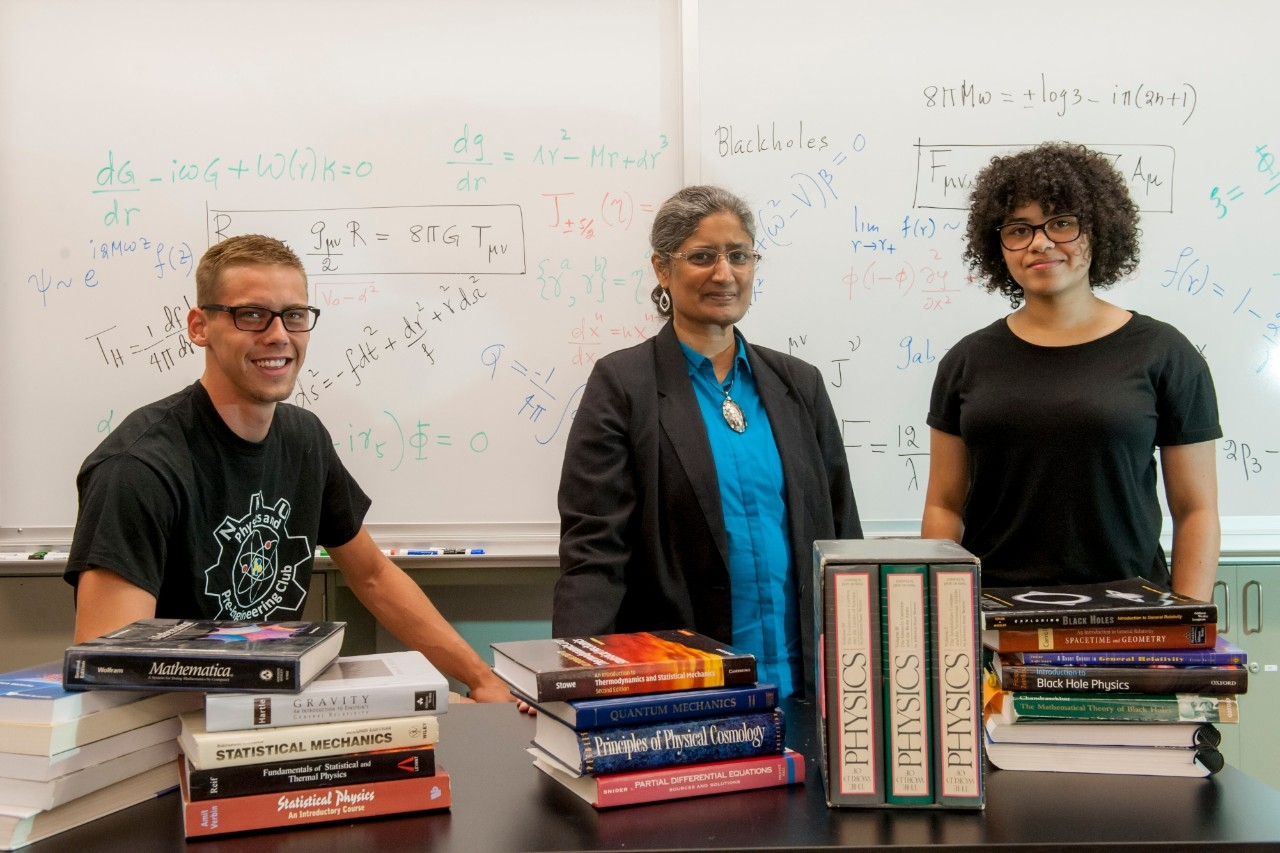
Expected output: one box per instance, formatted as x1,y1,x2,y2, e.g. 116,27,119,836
179,757,450,837
982,623,1216,653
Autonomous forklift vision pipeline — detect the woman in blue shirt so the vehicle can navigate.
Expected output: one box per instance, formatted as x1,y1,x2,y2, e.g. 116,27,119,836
553,185,863,698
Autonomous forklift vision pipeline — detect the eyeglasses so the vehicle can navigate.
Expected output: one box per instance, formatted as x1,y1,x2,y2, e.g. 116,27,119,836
668,249,762,268
994,214,1082,251
201,304,321,332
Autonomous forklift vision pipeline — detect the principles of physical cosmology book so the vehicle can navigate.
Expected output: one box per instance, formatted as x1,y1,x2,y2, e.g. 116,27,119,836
980,577,1215,631
183,745,436,800
533,708,785,776
178,710,440,769
203,651,448,731
525,683,778,731
530,747,805,807
179,758,451,838
981,623,1216,653
63,619,346,693
491,630,756,702
0,661,149,725
991,655,1247,695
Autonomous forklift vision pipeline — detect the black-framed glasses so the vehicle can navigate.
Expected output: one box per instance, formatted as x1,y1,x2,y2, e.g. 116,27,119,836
669,249,762,268
201,304,321,332
995,214,1082,251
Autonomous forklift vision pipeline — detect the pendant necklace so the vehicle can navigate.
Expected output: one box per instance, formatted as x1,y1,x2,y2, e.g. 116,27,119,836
719,372,748,434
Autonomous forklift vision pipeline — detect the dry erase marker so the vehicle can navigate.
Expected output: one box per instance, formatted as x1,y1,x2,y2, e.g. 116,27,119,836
407,548,485,555
41,551,71,560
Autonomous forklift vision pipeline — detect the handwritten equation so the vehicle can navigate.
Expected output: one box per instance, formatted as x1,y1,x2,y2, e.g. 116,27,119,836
921,75,1197,125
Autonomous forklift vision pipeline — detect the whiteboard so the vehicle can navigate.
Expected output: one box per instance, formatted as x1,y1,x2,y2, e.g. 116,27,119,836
0,0,681,544
694,0,1280,534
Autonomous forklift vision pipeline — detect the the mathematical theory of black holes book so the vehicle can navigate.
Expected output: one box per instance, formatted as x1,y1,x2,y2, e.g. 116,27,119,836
980,577,1215,631
490,630,756,702
63,619,346,693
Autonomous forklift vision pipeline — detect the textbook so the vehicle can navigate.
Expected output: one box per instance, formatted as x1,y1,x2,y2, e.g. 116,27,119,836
0,740,179,811
0,690,202,756
2,718,182,784
178,709,440,769
991,656,1247,696
928,561,983,809
881,564,932,806
984,716,1222,749
0,762,178,852
490,630,756,702
63,619,346,693
0,661,148,725
980,577,1215,631
183,745,436,801
985,688,1241,724
526,683,778,731
531,747,805,808
981,623,1216,653
533,708,785,777
1005,636,1246,668
179,758,451,838
203,651,448,731
982,729,1225,778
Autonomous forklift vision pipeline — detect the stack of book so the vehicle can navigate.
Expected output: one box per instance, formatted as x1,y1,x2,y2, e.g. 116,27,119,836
980,577,1240,777
491,629,805,808
0,660,202,851
813,539,985,809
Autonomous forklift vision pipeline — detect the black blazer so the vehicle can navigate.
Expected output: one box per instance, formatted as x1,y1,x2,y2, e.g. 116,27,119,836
553,322,863,697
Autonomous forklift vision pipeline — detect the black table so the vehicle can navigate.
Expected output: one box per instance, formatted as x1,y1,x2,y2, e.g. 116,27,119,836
25,699,1280,852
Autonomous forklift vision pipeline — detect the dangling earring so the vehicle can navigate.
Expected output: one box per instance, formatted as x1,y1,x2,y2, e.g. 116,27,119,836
658,289,671,313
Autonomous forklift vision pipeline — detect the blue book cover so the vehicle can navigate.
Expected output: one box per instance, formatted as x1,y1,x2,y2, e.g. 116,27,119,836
1010,636,1246,667
534,708,785,776
0,661,149,725
528,683,778,730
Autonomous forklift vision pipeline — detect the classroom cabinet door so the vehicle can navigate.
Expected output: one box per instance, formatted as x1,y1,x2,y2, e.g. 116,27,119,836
1214,564,1280,792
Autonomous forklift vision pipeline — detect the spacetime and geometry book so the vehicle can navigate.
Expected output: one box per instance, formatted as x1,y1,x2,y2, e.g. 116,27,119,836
531,747,805,807
0,690,202,756
179,759,451,838
63,619,346,693
183,745,436,800
490,630,756,702
203,651,448,731
533,708,785,776
881,564,932,806
1004,636,1246,668
981,623,1216,653
0,661,150,725
525,683,778,731
982,729,1224,777
980,577,1215,631
991,656,1247,695
928,561,983,809
984,688,1241,724
179,710,440,769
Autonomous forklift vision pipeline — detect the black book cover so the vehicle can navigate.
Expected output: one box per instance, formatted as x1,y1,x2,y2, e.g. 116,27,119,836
981,578,1214,631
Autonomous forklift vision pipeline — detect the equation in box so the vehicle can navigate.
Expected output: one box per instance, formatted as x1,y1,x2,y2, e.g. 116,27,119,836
912,142,1175,212
208,204,527,276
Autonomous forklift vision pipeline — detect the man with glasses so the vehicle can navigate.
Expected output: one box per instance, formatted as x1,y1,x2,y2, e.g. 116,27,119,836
66,234,516,703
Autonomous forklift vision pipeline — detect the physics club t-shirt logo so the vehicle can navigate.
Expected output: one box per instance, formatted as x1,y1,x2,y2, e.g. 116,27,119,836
204,492,311,620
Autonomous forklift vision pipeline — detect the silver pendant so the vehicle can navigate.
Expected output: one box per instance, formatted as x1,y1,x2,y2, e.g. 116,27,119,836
722,397,747,433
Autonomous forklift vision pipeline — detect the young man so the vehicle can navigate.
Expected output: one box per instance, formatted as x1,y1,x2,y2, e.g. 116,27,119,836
66,234,514,703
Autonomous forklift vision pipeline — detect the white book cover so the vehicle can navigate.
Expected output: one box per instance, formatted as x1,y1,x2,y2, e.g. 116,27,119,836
179,709,440,769
202,651,448,732
0,661,149,726
0,692,202,756
1,718,182,783
0,740,179,811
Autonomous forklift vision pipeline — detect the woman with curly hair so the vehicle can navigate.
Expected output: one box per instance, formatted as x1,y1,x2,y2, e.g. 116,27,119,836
921,142,1220,600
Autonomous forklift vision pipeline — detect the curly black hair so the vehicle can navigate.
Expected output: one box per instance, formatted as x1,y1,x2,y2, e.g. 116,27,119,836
962,142,1140,307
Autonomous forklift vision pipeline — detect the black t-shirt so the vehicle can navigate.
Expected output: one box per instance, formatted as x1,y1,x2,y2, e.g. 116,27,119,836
67,382,371,620
927,312,1220,588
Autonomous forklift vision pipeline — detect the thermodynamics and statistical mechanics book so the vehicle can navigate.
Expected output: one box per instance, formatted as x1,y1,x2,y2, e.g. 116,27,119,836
490,630,756,702
533,708,785,776
63,619,346,693
183,745,436,800
203,651,448,732
530,747,805,808
526,682,778,731
1005,636,1246,668
179,709,440,769
980,577,1215,631
982,623,1216,653
991,655,1248,695
0,661,150,725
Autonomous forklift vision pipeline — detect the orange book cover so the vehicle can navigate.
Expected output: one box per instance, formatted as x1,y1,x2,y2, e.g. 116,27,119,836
179,757,450,838
982,623,1216,653
491,630,757,702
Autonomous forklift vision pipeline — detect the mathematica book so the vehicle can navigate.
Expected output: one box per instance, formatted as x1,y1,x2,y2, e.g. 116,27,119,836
490,630,756,703
63,619,345,693
980,577,1215,631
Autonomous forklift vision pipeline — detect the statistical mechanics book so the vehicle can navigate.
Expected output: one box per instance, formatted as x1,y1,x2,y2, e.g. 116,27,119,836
530,747,805,808
183,745,436,800
533,708,785,776
63,619,346,693
991,656,1248,695
490,630,756,702
179,758,451,838
203,651,448,731
980,577,1215,631
527,683,778,731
